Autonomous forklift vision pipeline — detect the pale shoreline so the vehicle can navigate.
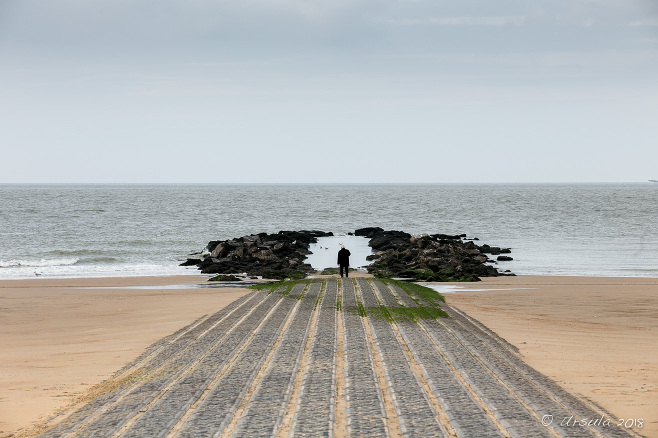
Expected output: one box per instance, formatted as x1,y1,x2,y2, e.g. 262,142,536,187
1,274,656,437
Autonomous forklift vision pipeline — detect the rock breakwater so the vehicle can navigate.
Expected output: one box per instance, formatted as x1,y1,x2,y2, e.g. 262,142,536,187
184,230,333,279
355,227,513,281
182,228,513,281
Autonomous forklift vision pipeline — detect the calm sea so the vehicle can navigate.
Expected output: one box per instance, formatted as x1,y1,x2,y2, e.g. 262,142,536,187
1,184,656,279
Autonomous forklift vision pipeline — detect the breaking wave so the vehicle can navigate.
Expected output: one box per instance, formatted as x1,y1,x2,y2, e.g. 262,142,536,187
0,258,79,268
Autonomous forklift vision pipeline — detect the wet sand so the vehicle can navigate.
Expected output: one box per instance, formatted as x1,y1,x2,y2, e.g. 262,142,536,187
445,275,658,437
0,275,249,438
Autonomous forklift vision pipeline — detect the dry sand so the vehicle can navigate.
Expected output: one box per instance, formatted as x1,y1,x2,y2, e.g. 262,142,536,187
0,275,249,438
446,275,658,437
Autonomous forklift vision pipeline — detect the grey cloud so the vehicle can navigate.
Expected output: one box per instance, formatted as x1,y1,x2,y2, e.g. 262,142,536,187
379,16,526,26
0,0,656,183
1,0,655,63
631,18,658,25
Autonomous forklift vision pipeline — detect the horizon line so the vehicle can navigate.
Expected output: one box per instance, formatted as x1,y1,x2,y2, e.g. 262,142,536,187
0,181,653,186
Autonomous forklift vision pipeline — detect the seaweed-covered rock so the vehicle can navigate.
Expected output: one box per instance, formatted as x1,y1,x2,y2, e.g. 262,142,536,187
361,229,512,281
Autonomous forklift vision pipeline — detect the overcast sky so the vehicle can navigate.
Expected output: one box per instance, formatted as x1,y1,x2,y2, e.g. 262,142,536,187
1,0,657,183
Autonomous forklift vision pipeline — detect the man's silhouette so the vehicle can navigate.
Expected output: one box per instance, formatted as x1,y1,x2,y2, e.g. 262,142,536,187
337,244,351,278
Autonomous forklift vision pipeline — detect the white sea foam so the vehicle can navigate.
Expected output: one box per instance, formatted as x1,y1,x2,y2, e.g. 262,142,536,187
0,262,194,279
0,258,79,268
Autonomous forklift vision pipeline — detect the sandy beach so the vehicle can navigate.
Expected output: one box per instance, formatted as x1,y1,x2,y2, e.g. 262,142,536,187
446,275,658,437
0,275,249,438
1,274,656,437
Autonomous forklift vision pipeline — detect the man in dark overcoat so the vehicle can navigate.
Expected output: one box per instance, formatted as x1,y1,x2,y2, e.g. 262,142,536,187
337,244,351,278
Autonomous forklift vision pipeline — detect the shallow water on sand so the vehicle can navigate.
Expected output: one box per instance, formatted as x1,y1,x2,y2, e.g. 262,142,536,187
306,236,373,270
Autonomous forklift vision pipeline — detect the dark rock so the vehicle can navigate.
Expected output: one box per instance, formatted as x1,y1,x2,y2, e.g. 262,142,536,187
478,244,511,256
198,257,218,269
354,227,384,238
206,241,221,253
272,242,288,253
431,233,462,240
200,263,228,274
369,230,412,251
497,256,514,261
193,230,333,279
278,230,333,244
209,274,241,281
365,231,510,281
190,228,513,281
210,243,228,258
179,258,201,266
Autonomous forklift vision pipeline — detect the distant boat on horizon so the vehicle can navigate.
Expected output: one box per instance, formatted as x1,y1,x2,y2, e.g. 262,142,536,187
650,179,658,183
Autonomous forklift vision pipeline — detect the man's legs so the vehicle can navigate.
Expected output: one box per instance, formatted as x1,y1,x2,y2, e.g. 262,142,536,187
340,265,348,277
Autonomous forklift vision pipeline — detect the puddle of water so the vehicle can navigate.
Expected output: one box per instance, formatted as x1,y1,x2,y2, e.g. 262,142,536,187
423,285,464,294
424,284,538,294
305,235,373,270
79,282,261,290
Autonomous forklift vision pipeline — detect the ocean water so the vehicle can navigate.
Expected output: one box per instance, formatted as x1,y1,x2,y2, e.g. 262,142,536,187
0,183,656,279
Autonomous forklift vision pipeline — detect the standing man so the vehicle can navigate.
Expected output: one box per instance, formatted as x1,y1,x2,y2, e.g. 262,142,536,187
337,244,351,278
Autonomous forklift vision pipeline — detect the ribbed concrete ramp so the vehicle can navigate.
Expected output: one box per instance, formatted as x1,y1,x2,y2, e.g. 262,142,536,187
40,279,639,438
